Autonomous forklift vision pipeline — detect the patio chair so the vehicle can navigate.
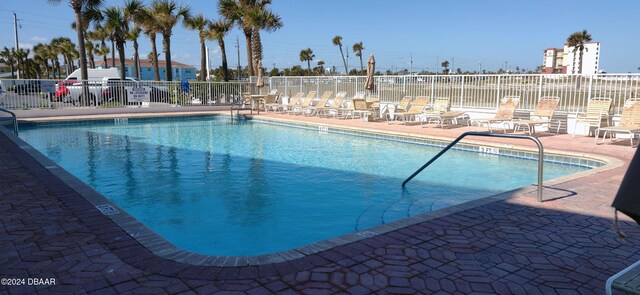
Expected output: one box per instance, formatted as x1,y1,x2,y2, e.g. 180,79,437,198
513,96,562,135
303,91,333,116
572,97,612,137
346,98,372,120
336,92,366,118
421,97,470,128
595,98,640,147
289,91,317,115
472,96,520,132
318,91,347,117
390,96,430,125
385,96,413,121
263,89,280,112
277,92,304,113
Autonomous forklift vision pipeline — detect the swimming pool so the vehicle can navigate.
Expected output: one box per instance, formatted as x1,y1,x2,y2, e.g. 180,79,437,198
20,115,592,256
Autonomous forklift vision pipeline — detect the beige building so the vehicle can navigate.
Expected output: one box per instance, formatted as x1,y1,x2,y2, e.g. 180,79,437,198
543,42,600,74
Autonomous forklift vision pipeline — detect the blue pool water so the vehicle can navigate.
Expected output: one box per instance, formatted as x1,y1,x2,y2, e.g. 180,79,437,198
20,116,588,256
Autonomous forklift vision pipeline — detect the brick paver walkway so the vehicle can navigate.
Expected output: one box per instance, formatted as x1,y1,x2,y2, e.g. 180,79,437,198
1,111,639,294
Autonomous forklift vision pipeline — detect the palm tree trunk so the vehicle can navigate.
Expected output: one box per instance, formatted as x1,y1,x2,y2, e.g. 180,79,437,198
62,55,70,76
579,48,584,74
101,40,108,67
74,9,88,81
307,60,311,71
219,39,229,82
117,41,126,80
133,39,140,79
339,46,347,74
243,27,253,77
150,34,160,81
55,60,62,79
162,33,172,81
199,37,206,81
359,56,363,73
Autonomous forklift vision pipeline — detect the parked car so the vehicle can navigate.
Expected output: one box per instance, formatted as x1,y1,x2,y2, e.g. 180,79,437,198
65,77,170,106
14,81,42,95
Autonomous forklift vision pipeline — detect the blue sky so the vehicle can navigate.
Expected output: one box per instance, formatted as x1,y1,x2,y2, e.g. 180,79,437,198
1,0,639,73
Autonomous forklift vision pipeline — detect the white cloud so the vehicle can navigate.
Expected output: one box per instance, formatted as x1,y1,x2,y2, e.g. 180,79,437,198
31,36,48,43
18,43,34,50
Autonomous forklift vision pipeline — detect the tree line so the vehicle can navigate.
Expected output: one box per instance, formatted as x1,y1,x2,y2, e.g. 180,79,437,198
0,0,283,81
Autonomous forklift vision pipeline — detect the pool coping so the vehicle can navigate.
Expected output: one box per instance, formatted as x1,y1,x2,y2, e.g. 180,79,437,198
4,113,625,267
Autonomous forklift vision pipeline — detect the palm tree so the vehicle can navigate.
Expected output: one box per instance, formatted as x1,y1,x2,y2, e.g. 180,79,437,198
124,0,145,79
332,35,348,74
0,47,16,79
441,60,449,74
149,0,190,81
206,20,231,81
33,43,52,78
185,14,211,81
352,42,364,74
317,60,325,75
48,0,103,81
218,0,254,77
567,30,592,74
102,6,128,79
137,7,161,80
244,2,282,76
87,25,110,67
299,48,314,72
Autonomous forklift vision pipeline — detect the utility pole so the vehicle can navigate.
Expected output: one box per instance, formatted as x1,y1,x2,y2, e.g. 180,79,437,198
346,50,349,74
235,36,241,80
409,53,413,74
451,57,454,74
436,56,439,75
13,12,20,79
478,62,482,74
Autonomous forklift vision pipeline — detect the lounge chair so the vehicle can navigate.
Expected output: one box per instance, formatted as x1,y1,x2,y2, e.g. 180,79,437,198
572,97,612,137
346,98,373,120
289,91,317,115
390,96,430,125
472,96,520,132
317,91,347,117
336,92,366,118
421,97,469,128
303,91,333,116
513,96,562,135
595,98,640,147
277,92,304,113
385,96,412,121
263,89,280,112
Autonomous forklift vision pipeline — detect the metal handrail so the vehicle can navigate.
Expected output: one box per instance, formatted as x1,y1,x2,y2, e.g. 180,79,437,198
0,107,18,136
402,131,544,202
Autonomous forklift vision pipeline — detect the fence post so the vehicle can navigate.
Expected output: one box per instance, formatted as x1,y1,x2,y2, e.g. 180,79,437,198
460,76,465,108
588,75,593,101
317,76,320,97
430,76,435,98
496,75,501,109
538,74,543,99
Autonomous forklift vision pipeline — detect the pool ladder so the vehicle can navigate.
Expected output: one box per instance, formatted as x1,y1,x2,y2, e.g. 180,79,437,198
0,107,18,136
402,131,544,202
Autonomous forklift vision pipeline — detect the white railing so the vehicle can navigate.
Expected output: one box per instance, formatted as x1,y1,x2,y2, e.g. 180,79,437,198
262,74,640,115
1,74,639,114
0,79,256,109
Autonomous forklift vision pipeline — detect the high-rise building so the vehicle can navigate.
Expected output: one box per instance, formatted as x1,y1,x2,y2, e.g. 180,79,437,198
542,42,600,74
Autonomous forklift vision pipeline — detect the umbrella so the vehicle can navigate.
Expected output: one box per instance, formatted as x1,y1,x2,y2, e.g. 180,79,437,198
256,59,265,89
612,147,640,226
365,54,375,91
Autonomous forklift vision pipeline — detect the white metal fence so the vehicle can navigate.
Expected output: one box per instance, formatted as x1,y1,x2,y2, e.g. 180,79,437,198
1,74,639,114
0,79,256,109
264,74,640,115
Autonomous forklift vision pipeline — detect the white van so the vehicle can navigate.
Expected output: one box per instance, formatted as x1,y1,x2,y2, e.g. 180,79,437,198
65,68,120,81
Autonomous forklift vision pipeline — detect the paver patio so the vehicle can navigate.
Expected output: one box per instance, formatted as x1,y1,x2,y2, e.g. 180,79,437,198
1,109,639,294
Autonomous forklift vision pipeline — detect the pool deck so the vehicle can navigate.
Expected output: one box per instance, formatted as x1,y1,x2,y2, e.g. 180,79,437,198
2,109,639,294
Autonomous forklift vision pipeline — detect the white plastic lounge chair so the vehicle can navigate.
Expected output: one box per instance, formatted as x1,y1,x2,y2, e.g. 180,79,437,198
595,98,640,147
289,91,317,115
472,96,520,132
421,97,469,128
513,96,562,135
303,91,333,116
572,97,612,137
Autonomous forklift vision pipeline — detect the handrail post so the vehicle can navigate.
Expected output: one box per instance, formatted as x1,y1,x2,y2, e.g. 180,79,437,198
0,107,18,136
402,131,544,202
